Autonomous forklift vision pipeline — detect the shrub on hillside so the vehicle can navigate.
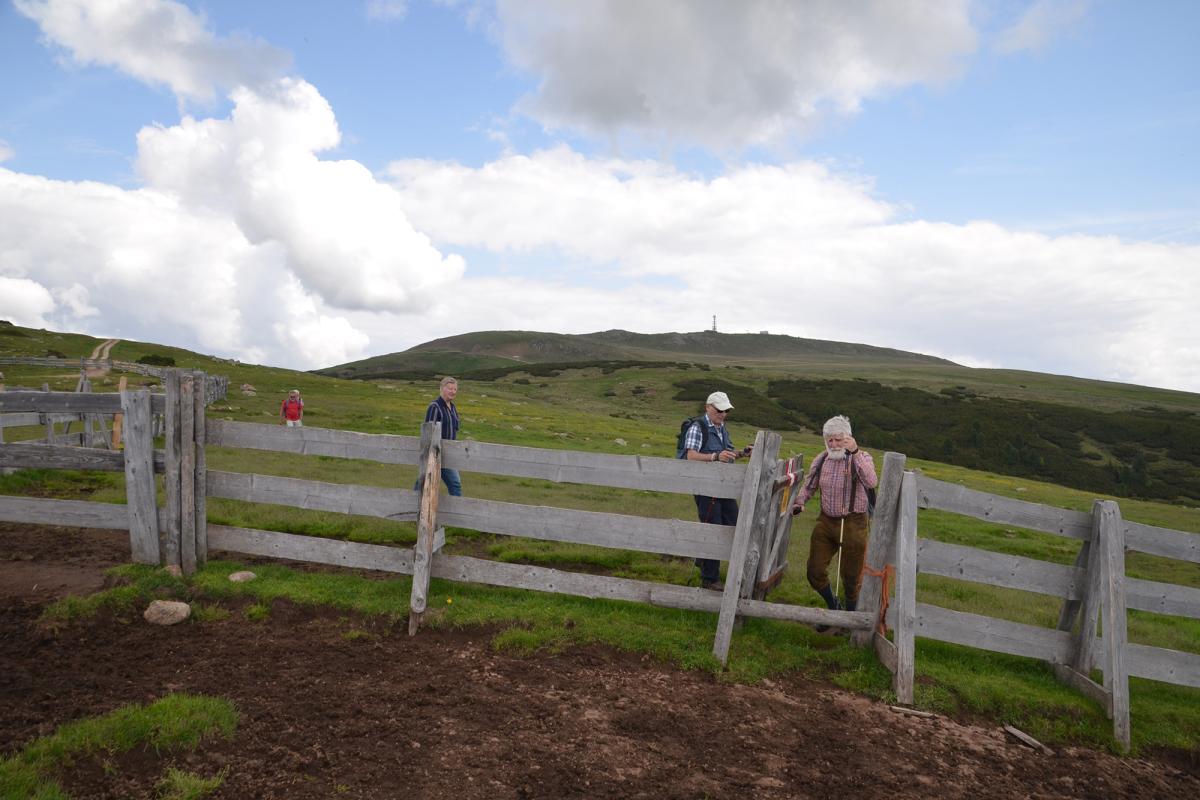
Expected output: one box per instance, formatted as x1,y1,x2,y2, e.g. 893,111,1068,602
137,354,176,367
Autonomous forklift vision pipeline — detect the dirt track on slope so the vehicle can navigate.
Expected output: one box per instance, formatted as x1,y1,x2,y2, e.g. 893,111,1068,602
1,522,1197,799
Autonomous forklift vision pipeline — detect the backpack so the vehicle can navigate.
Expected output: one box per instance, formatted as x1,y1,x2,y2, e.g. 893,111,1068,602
676,416,711,459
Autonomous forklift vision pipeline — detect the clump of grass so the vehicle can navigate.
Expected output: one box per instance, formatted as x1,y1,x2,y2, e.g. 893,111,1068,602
0,694,236,799
40,565,187,628
157,766,228,800
243,603,271,622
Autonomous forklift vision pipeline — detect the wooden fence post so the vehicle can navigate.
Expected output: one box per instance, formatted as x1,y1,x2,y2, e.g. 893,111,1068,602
852,451,907,647
42,383,52,443
1071,501,1107,676
1098,500,1131,751
410,421,442,636
193,371,208,569
162,369,182,569
179,374,197,575
893,470,919,704
121,388,159,565
712,429,779,665
753,454,804,600
111,376,127,449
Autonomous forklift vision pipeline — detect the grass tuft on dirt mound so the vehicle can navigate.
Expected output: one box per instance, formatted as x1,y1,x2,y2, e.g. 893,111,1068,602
0,694,236,800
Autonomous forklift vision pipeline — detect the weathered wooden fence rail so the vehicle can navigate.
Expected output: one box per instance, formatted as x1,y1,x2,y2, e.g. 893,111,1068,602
856,452,1200,751
203,417,831,662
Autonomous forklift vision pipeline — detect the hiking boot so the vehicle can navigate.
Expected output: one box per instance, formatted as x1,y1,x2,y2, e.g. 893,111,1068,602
701,580,725,591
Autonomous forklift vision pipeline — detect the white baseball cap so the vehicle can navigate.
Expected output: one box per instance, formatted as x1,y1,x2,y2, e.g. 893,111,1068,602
706,391,733,411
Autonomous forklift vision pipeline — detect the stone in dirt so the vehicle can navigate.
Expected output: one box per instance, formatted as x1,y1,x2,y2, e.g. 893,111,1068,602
229,571,257,583
144,600,191,625
164,564,183,578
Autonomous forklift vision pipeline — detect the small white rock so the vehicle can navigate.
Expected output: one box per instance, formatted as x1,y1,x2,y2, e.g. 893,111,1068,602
228,571,257,583
614,438,627,446
144,600,191,626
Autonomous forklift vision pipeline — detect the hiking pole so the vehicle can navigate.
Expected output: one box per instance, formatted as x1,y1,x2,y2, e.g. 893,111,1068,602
832,517,845,608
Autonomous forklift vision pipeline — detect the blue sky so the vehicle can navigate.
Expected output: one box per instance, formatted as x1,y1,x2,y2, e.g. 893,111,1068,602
1,1,1198,391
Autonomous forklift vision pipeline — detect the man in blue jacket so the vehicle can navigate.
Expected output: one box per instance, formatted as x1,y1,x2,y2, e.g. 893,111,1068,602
416,376,462,496
678,391,752,590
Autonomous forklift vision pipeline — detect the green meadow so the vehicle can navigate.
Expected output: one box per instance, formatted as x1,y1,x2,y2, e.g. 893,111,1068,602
2,323,1199,756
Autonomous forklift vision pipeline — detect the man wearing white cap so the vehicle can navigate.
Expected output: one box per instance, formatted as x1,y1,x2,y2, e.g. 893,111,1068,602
678,391,753,590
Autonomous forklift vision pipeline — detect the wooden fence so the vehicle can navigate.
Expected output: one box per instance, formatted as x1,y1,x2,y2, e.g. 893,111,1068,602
2,381,1198,748
857,453,1200,751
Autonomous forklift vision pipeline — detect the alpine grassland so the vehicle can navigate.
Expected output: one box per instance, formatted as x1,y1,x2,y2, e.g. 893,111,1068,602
2,323,1199,754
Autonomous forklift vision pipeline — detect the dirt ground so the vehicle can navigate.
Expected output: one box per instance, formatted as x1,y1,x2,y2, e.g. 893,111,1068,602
1,523,1197,799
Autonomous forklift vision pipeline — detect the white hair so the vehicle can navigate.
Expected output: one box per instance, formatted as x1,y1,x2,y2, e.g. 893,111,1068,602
822,415,852,437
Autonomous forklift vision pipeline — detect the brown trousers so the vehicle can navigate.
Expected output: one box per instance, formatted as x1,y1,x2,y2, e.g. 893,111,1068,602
806,512,870,604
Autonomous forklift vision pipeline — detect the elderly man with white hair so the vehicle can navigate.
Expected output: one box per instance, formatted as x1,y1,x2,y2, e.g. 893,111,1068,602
791,415,878,623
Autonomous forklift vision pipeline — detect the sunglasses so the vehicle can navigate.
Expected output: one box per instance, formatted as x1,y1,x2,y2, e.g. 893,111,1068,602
715,408,730,414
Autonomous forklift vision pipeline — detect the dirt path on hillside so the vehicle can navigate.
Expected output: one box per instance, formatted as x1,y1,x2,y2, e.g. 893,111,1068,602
1,522,1197,799
83,338,120,378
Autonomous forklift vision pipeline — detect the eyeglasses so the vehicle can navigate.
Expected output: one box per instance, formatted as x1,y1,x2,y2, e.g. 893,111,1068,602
715,408,730,414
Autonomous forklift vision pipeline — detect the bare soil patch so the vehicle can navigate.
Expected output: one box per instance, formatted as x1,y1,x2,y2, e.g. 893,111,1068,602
1,522,1196,799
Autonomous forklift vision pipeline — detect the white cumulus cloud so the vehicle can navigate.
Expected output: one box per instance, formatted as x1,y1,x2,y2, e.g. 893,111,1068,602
492,0,977,150
385,148,1200,392
15,0,290,103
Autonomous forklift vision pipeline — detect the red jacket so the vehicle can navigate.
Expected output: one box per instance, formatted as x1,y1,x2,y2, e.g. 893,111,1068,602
281,397,304,421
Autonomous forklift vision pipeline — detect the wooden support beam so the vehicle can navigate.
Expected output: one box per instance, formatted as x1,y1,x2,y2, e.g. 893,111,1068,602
893,471,918,704
193,372,207,570
409,421,441,636
121,389,159,565
179,374,197,576
852,451,905,647
1097,500,1131,752
162,370,182,569
712,430,779,665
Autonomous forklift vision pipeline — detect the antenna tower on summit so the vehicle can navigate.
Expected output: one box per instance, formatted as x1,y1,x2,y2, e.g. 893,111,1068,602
711,315,717,332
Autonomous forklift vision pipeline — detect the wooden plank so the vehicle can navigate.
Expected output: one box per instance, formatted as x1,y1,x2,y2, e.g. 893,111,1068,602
162,370,181,569
410,421,441,635
915,475,1091,539
207,470,421,521
1052,664,1111,715
917,538,1084,600
179,375,197,576
1056,539,1091,632
193,375,207,569
207,419,421,464
874,632,897,674
429,549,873,624
1126,577,1200,619
852,451,906,647
207,524,415,574
0,391,165,415
442,438,746,499
1097,500,1130,751
905,602,1074,664
1126,642,1200,689
111,376,127,449
0,495,130,529
1125,520,1200,563
437,495,733,560
0,443,125,471
713,430,778,665
1003,725,1053,755
121,389,159,565
894,471,918,704
0,412,42,428
1072,504,1106,674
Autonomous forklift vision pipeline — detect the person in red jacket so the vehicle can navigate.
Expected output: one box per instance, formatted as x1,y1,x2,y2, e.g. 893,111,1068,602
281,389,304,427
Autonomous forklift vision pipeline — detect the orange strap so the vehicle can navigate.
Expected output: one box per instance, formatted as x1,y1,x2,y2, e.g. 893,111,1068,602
859,562,894,636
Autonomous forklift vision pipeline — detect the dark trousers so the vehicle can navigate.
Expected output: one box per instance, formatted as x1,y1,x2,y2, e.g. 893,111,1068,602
806,511,869,605
693,495,738,584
